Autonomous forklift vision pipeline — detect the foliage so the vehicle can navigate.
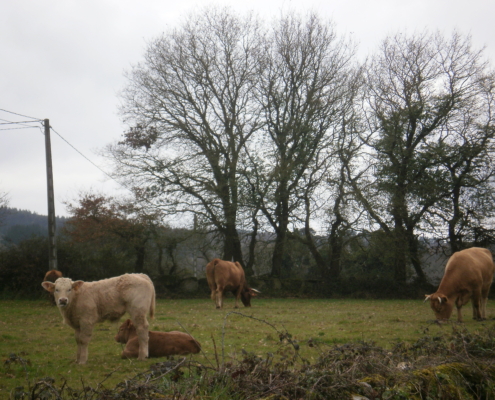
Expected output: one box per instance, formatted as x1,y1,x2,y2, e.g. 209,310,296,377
349,31,495,285
0,237,52,297
64,193,164,274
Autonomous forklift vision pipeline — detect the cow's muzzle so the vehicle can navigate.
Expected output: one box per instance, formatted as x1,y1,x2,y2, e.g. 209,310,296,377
58,298,68,306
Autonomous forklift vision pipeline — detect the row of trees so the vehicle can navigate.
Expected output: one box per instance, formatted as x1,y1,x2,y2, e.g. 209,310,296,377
104,9,495,286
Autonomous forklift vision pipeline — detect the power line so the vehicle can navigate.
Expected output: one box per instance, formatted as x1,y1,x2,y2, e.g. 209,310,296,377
0,120,40,125
0,116,43,131
0,126,40,131
49,125,131,193
0,108,42,121
1,107,131,193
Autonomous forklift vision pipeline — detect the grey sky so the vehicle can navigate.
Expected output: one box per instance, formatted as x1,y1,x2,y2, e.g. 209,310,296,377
1,0,494,217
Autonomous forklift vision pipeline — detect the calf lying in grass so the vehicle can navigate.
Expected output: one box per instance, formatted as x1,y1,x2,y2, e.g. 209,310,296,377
115,319,201,359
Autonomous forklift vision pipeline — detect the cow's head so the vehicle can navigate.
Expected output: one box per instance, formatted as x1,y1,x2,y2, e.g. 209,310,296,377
425,293,452,321
43,269,63,283
240,286,261,307
41,277,84,308
115,319,135,344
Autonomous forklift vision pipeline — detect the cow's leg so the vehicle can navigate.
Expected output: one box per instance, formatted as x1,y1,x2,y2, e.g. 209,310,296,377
471,290,483,320
481,285,491,320
215,287,223,309
481,297,488,320
74,325,93,364
234,288,241,308
130,315,149,360
122,340,139,359
455,297,464,323
209,282,217,306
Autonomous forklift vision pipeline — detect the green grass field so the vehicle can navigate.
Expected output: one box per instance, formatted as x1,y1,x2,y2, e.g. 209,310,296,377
1,297,494,397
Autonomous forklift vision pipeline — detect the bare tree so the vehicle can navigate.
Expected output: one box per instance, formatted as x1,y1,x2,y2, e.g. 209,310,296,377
427,68,495,252
350,31,495,284
108,8,264,273
293,65,366,280
253,13,356,277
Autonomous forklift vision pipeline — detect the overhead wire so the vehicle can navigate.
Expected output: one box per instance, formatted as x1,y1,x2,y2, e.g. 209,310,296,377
0,115,42,131
1,108,131,193
0,108,42,121
0,120,40,125
0,126,40,131
49,125,131,193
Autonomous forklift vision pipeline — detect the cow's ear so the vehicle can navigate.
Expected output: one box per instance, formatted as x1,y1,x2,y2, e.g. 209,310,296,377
72,281,84,291
440,295,448,304
41,281,55,293
125,319,132,327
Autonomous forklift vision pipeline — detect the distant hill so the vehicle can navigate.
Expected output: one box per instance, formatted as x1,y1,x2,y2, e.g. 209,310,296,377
0,208,67,245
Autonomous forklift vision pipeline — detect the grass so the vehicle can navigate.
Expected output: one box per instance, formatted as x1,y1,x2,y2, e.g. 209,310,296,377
1,296,495,398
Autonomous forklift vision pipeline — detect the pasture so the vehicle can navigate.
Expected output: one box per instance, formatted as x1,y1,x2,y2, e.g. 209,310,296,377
1,297,495,398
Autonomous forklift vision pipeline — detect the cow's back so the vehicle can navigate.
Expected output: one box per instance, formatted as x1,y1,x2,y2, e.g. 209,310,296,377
439,247,494,294
67,274,155,325
208,259,244,289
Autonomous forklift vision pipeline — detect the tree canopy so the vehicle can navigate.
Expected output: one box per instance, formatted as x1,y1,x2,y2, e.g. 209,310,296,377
106,8,495,284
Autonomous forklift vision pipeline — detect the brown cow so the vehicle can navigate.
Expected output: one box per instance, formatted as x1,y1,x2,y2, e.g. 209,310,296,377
425,247,495,322
206,258,260,309
115,319,201,359
43,269,63,282
43,270,63,305
42,273,155,364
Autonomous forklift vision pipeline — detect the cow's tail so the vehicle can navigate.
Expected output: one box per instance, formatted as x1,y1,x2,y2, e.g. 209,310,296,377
149,287,156,319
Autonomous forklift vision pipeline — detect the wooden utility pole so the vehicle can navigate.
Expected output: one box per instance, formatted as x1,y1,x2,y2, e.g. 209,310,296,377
44,119,58,270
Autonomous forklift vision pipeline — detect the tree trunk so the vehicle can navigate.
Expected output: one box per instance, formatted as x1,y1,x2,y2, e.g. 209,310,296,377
407,232,427,284
448,184,463,253
244,215,258,277
134,244,146,273
271,192,289,278
328,235,343,279
271,231,285,277
392,224,408,284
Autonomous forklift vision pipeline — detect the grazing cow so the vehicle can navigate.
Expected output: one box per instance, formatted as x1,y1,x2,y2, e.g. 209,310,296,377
42,273,155,364
206,258,260,309
115,319,201,359
43,270,63,305
425,247,495,322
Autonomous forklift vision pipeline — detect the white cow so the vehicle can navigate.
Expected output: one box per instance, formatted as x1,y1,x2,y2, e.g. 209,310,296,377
42,273,155,364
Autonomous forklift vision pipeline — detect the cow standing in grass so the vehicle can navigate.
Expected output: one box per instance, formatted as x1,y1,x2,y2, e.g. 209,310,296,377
42,273,155,364
206,258,260,309
425,247,495,322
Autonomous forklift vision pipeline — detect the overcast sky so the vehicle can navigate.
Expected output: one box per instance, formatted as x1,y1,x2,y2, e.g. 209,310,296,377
1,0,494,218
